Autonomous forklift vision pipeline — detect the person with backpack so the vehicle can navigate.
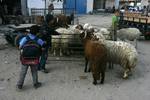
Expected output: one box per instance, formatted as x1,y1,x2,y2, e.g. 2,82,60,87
16,25,46,90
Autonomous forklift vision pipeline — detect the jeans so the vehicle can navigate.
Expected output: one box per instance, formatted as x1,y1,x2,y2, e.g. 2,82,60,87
17,64,38,86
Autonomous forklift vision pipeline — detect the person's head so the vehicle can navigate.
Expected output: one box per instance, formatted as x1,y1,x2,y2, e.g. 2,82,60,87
114,10,119,16
48,3,54,10
30,25,39,35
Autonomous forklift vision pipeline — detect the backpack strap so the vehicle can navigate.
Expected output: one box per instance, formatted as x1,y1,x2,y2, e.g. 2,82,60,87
25,35,39,44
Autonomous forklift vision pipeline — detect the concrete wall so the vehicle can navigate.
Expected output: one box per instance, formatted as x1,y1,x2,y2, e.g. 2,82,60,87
27,0,45,8
21,0,28,15
87,0,93,13
105,0,114,8
46,0,63,9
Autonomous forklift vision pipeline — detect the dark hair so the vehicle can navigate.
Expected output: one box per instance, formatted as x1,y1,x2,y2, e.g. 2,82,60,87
114,9,119,13
30,25,39,35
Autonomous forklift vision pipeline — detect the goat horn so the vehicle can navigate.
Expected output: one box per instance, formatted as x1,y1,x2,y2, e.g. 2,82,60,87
83,31,87,39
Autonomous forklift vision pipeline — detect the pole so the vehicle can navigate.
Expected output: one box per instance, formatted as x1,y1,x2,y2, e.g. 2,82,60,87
63,0,65,14
21,0,28,16
114,0,119,10
44,0,46,16
75,0,76,13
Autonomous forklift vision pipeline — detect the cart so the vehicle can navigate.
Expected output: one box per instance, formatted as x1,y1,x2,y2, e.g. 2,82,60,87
119,11,150,40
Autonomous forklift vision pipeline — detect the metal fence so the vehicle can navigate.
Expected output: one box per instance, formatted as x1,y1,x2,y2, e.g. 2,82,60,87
30,8,75,16
50,33,84,57
30,8,79,25
30,8,82,60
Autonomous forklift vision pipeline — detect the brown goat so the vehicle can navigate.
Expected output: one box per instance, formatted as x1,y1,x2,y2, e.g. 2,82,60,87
80,30,107,85
48,13,74,29
35,16,44,25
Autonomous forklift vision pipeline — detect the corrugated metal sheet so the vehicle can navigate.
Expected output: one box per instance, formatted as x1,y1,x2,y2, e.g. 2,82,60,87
64,0,87,14
76,0,87,14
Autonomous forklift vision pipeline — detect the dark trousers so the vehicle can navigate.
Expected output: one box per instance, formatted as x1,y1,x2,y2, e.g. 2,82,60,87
17,64,38,86
38,46,49,70
113,29,117,41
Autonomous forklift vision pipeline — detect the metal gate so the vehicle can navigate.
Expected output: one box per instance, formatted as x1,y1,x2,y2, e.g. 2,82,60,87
49,32,84,61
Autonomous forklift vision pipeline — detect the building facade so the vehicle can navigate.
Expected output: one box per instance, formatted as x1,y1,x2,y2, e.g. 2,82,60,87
1,0,148,16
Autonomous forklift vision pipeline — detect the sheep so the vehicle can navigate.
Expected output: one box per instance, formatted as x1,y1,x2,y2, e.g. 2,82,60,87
51,28,73,56
51,35,62,56
48,13,74,29
103,40,138,78
84,28,115,71
117,28,142,48
80,30,107,85
95,39,138,78
52,26,82,56
99,28,111,40
83,23,111,40
83,23,91,30
84,29,138,79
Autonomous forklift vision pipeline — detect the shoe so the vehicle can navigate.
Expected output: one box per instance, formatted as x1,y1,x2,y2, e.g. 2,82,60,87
41,69,49,73
16,85,23,90
34,82,42,89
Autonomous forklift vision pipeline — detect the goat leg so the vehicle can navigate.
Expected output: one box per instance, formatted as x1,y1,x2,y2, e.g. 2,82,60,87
100,72,105,84
53,48,56,56
84,57,88,72
123,69,130,79
135,39,137,49
88,67,91,72
60,48,63,56
93,79,97,85
108,62,113,69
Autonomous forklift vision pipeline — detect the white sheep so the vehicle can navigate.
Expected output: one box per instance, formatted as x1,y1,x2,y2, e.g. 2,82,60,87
52,28,74,56
117,28,142,48
51,35,61,56
83,23,111,40
99,28,111,40
93,31,106,40
99,39,138,78
83,23,91,30
52,27,82,56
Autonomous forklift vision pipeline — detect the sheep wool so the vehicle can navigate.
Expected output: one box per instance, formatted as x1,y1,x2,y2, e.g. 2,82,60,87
99,28,111,40
117,28,141,41
105,40,137,68
52,27,82,56
98,39,138,78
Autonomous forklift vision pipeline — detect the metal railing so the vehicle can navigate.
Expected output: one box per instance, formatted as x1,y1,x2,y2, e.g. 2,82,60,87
30,8,75,16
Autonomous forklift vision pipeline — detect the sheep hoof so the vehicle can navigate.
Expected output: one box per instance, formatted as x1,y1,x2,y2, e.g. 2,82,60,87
100,81,104,84
93,81,97,85
88,69,91,72
84,70,87,73
60,52,63,56
123,73,128,79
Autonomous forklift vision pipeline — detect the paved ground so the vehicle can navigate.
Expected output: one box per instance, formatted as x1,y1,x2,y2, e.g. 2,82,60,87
0,14,150,100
